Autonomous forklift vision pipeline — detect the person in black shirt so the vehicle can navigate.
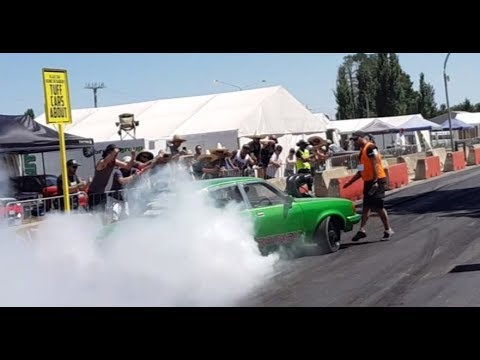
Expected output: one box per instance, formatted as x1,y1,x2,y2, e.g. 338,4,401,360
56,159,87,211
247,135,262,164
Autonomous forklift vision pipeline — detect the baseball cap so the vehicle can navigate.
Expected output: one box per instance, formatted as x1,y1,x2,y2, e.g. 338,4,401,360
66,159,81,167
102,143,119,158
350,131,367,140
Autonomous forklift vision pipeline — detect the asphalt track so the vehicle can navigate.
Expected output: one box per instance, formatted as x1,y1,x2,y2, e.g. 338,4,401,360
242,166,480,306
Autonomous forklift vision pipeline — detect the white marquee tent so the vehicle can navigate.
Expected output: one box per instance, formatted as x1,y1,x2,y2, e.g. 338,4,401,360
36,86,328,154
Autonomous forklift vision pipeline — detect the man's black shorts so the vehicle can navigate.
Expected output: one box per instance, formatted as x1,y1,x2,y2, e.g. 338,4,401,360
363,178,387,211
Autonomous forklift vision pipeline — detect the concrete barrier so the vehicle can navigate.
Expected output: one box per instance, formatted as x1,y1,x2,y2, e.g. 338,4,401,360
467,145,480,166
328,175,363,201
443,151,466,172
426,148,447,169
415,156,441,180
313,167,351,197
385,163,409,189
267,177,287,191
398,153,426,176
384,157,399,167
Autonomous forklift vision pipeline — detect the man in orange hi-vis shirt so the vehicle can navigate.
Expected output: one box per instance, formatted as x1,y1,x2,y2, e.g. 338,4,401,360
343,131,394,242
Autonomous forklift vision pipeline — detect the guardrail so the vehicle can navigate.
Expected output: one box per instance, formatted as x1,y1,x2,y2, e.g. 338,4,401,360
2,191,89,226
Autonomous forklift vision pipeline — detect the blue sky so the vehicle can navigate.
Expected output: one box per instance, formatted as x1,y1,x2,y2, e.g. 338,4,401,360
0,53,478,119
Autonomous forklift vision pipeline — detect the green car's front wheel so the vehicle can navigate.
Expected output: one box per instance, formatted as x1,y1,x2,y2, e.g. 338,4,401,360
315,216,342,254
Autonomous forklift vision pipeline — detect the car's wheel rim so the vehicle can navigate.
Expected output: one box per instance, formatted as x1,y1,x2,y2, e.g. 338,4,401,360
327,221,340,249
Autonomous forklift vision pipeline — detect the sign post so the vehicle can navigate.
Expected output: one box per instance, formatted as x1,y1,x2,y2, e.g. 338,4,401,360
42,68,73,212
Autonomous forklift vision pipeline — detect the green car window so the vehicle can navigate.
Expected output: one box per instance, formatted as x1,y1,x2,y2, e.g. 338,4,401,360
209,185,247,210
243,183,285,208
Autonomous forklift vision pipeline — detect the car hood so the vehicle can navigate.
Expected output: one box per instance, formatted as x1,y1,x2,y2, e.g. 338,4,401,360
293,197,351,204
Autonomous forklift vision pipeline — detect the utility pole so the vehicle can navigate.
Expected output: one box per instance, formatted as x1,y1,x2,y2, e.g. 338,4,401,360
85,82,106,108
443,53,455,151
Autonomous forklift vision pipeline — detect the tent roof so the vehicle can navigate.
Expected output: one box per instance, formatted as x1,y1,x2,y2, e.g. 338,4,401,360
359,118,398,134
36,86,327,142
453,112,480,125
428,111,480,125
325,118,374,134
395,115,441,131
327,114,440,133
0,115,93,154
438,118,474,130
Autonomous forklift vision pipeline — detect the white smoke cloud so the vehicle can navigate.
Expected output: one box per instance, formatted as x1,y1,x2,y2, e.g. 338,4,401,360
0,164,278,306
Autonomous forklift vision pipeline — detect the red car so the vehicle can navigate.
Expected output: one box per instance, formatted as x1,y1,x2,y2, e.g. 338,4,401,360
12,175,88,210
0,198,24,226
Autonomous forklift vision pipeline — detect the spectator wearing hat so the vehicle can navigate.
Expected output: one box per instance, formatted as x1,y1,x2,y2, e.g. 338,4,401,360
166,134,187,159
56,159,87,211
108,155,139,222
246,134,263,164
233,144,255,175
295,140,314,192
343,131,394,242
295,140,313,174
88,143,136,215
197,154,223,179
259,136,277,169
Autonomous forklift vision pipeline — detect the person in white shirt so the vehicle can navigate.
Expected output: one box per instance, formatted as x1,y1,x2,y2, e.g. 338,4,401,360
233,145,255,175
395,128,407,153
266,145,283,179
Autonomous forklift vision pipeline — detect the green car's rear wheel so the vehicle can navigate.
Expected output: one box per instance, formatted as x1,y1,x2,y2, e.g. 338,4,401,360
315,216,342,254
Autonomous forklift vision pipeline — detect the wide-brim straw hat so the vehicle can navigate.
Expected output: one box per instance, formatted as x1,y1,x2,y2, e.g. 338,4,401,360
135,150,155,162
307,135,326,145
170,134,187,143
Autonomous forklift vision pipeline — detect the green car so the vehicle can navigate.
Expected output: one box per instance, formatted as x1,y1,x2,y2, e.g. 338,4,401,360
98,177,361,256
201,177,360,255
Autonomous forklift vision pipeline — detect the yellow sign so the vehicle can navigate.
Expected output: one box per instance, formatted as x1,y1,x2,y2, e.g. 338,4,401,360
42,68,73,212
42,68,72,124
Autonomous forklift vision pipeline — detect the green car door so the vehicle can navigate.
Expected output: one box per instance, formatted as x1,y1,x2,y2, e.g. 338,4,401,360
238,181,305,248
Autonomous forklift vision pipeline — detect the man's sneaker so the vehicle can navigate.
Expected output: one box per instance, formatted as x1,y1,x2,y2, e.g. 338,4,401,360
381,229,394,241
351,231,367,242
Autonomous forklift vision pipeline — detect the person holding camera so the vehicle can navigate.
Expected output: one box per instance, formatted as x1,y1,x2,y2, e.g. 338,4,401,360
343,131,394,242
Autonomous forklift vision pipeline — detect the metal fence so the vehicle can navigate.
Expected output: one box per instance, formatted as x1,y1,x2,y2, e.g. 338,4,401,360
1,191,89,226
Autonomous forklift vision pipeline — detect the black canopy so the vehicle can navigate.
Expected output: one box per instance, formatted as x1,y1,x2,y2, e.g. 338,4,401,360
0,114,93,154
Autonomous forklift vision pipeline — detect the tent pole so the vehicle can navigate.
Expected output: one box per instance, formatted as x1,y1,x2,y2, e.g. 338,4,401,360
41,152,46,176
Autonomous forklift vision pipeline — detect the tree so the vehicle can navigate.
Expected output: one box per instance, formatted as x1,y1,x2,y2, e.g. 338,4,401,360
375,53,393,117
451,98,474,112
334,65,355,119
24,108,35,119
374,53,418,117
400,71,419,115
417,73,437,119
437,103,447,116
335,53,425,119
356,54,378,118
